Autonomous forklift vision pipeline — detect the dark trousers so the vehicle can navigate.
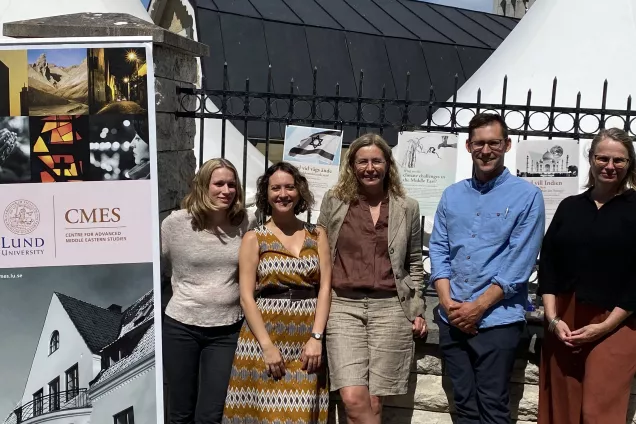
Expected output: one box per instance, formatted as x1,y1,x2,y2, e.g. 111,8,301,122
162,314,242,424
438,320,523,424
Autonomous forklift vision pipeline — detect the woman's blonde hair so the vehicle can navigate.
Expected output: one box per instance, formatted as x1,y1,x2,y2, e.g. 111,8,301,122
181,158,246,230
585,128,636,191
332,133,405,203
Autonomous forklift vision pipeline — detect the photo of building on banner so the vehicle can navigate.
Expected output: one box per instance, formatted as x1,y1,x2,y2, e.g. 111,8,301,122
282,125,343,223
0,40,162,424
516,138,579,228
396,131,458,217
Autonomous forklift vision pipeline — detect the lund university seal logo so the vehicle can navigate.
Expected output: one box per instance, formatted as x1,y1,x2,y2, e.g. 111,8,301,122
4,200,40,235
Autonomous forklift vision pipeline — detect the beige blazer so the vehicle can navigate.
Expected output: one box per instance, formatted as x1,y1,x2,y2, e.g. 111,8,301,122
316,189,426,321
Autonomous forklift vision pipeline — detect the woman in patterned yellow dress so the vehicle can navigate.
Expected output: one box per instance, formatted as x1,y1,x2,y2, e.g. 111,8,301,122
222,162,332,424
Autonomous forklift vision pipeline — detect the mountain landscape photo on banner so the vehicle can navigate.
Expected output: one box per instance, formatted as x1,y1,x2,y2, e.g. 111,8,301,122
27,49,89,116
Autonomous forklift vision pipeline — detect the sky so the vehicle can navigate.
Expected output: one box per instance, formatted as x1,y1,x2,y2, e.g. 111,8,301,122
422,0,493,12
137,0,493,13
0,263,154,421
26,48,87,68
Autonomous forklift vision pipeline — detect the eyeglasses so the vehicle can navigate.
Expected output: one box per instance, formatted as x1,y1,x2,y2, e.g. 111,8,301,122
470,139,505,151
594,155,630,169
354,159,386,169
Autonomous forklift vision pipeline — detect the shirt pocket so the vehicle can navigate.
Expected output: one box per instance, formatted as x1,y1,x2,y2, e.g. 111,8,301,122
482,211,510,244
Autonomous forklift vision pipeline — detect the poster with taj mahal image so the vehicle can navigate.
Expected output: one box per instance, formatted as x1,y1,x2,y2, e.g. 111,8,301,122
516,138,579,229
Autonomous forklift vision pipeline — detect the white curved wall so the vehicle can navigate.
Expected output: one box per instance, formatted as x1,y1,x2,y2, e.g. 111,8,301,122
430,0,636,183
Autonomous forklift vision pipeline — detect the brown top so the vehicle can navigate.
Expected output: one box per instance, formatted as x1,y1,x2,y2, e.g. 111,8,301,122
332,196,396,291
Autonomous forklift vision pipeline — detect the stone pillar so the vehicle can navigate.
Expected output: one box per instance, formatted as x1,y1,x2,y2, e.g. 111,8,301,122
2,12,209,220
153,44,198,221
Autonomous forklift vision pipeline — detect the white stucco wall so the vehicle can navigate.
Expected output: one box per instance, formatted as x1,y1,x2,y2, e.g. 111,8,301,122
90,367,157,424
21,295,96,406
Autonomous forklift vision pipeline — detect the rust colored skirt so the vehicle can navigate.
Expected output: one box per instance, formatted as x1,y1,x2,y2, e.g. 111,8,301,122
538,291,636,424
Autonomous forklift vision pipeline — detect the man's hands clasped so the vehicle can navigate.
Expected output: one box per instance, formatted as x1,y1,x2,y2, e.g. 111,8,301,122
443,299,486,335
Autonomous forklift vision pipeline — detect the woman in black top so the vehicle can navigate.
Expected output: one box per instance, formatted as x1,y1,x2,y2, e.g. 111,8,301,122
537,128,636,424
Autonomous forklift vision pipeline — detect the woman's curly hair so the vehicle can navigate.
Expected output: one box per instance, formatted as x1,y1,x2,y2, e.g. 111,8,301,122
181,158,246,230
332,133,405,202
255,162,314,216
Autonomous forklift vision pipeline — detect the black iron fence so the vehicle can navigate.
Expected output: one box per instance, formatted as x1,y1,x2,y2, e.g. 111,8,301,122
177,64,636,171
6,389,90,424
175,65,634,298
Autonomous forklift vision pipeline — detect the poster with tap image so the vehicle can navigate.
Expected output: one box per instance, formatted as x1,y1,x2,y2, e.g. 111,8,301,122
396,131,458,217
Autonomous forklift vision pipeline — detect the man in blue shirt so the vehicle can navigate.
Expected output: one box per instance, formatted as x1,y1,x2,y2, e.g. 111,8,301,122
429,113,545,424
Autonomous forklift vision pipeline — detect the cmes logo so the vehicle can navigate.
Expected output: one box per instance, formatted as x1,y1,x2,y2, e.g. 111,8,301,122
65,208,121,224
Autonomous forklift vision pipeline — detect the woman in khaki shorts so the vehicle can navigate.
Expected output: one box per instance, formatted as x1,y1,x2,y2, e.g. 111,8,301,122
317,134,428,424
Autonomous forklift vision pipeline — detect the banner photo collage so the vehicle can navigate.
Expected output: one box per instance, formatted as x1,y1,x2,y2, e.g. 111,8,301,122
0,41,161,424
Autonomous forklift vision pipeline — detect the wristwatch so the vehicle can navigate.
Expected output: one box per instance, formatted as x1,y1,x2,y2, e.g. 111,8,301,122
310,332,323,340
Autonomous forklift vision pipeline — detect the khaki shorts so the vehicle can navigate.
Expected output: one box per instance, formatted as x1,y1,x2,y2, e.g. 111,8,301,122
325,289,414,396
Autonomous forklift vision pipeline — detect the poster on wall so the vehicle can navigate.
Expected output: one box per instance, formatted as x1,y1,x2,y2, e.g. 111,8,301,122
282,125,343,223
0,38,162,424
516,138,580,228
396,131,458,217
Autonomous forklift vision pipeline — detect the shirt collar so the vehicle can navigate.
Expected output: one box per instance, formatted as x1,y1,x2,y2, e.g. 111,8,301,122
471,167,511,193
583,187,636,203
357,192,390,205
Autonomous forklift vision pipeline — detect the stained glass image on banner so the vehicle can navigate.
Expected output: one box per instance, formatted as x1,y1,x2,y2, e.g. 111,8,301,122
0,263,156,424
89,48,148,115
0,117,30,184
30,115,89,182
26,49,89,116
0,50,28,116
89,115,150,181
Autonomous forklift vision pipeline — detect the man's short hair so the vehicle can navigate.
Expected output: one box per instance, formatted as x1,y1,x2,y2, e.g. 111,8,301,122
468,113,509,141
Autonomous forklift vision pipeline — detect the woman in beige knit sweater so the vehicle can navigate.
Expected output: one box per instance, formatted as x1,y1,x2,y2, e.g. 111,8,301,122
160,158,257,424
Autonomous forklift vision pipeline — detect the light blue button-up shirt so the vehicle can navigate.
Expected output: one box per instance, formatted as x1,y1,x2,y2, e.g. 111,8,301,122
429,168,545,329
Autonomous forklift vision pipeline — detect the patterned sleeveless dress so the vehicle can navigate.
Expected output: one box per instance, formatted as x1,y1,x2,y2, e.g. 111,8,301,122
222,223,329,424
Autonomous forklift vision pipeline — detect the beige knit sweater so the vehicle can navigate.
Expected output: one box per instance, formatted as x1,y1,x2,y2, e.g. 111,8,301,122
161,208,257,327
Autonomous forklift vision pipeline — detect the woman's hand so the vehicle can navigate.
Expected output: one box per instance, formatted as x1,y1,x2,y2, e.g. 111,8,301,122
412,316,428,338
553,320,575,347
565,323,609,345
300,338,322,374
263,344,286,379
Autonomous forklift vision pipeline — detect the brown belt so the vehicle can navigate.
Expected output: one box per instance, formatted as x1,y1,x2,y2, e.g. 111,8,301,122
258,286,318,300
333,287,397,299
